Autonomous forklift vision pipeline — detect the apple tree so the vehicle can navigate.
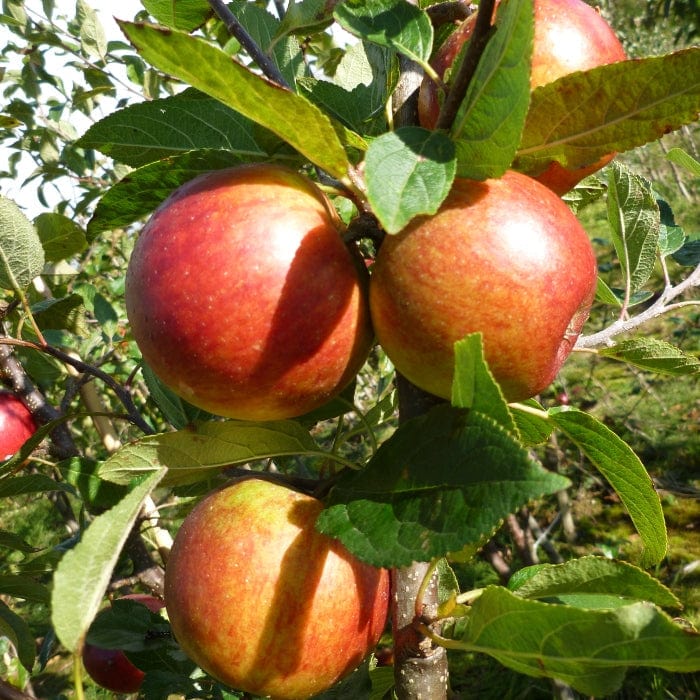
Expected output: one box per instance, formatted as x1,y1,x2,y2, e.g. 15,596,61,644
1,0,699,698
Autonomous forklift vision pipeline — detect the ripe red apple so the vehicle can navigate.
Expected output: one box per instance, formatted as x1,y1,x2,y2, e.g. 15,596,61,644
0,391,37,460
165,478,390,699
82,594,165,694
125,164,373,421
369,170,597,402
418,0,627,194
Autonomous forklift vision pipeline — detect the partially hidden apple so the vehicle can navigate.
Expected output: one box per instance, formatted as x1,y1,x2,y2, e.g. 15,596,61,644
0,391,37,460
369,170,597,402
125,164,373,421
82,594,165,694
418,0,627,194
165,478,390,700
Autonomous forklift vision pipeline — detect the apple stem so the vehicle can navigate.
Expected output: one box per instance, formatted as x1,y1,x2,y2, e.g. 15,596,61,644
435,0,498,132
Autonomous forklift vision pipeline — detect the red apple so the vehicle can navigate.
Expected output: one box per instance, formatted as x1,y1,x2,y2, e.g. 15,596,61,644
0,391,37,460
369,170,597,402
125,164,373,421
164,477,390,699
82,594,165,694
418,0,627,194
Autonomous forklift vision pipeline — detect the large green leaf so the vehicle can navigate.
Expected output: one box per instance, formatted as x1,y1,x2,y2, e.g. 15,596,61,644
86,149,261,240
78,89,286,169
0,195,45,292
607,162,659,294
51,470,164,652
118,22,360,180
452,0,533,179
98,420,335,487
142,0,212,32
599,338,700,375
33,213,87,263
334,0,433,65
445,586,700,696
515,48,700,174
509,556,681,609
317,405,569,568
365,127,455,234
549,408,666,567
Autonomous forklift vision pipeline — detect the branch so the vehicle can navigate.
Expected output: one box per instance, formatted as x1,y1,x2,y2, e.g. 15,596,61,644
0,337,154,435
576,263,700,349
435,0,497,131
207,0,289,88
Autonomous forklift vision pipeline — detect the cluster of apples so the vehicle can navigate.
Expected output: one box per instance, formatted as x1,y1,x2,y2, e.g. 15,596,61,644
86,0,625,697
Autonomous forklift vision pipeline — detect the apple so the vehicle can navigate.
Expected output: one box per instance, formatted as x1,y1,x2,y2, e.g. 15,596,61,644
164,477,390,699
418,0,627,194
125,164,373,421
0,391,37,460
369,170,597,402
82,594,165,694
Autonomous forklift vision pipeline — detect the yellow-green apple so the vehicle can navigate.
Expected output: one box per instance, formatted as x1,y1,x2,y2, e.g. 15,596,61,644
125,164,373,421
369,170,597,402
0,391,36,460
82,594,165,693
418,0,627,194
164,478,389,699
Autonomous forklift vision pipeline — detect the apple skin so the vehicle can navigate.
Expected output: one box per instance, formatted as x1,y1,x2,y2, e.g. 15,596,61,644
418,0,627,194
164,478,390,700
369,170,597,402
125,164,373,421
0,392,37,460
82,594,165,694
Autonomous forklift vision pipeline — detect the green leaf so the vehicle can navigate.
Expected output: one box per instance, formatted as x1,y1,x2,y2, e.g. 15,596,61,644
515,49,700,175
606,163,659,293
317,405,569,568
118,22,359,180
141,363,213,430
76,0,107,60
31,294,89,336
549,408,666,567
0,574,50,603
451,334,515,436
0,600,35,671
0,195,45,291
78,89,286,169
672,231,700,267
98,420,329,487
0,530,38,554
142,0,212,31
666,146,700,176
0,474,72,498
452,0,533,180
510,556,681,609
334,0,433,65
298,41,394,137
58,457,128,510
34,213,87,262
447,586,700,696
511,399,553,446
228,0,306,88
599,338,700,375
365,127,455,234
275,0,338,39
593,277,654,308
86,149,253,240
51,470,164,652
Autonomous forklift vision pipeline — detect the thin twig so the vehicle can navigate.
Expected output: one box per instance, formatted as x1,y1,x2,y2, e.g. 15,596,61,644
576,263,700,349
0,337,154,435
